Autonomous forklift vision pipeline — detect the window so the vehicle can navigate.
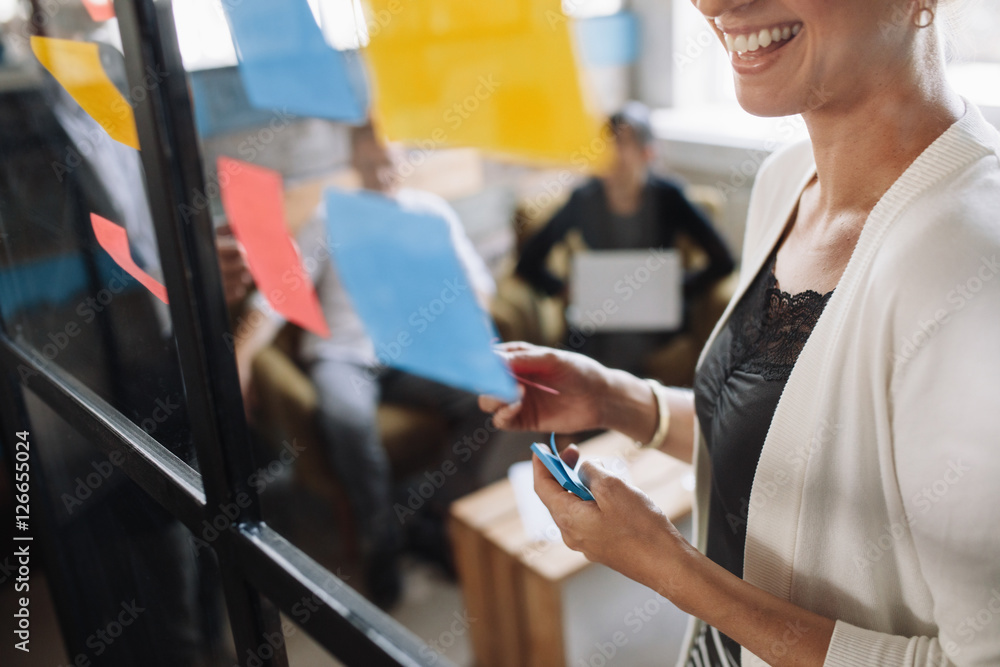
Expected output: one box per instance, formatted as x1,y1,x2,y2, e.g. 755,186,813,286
172,0,624,71
172,0,237,70
0,1,445,664
172,0,368,70
564,0,624,19
944,0,1000,108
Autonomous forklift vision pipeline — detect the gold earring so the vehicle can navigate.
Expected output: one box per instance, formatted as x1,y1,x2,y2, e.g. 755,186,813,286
914,6,935,28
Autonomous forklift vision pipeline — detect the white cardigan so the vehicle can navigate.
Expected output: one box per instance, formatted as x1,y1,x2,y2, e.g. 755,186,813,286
678,102,1000,667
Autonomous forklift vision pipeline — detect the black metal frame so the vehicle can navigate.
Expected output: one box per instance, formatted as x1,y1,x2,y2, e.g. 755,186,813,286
0,0,450,664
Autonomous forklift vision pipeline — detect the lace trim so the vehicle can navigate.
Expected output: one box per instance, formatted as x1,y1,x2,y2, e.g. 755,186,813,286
729,256,833,382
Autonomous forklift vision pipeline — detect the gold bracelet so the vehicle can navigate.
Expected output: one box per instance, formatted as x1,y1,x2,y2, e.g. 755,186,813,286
641,379,671,450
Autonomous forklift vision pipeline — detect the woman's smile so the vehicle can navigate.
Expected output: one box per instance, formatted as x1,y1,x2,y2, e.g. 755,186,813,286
715,19,804,74
719,20,802,55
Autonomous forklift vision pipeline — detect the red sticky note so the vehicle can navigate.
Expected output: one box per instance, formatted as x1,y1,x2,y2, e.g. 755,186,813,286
90,213,169,304
218,157,330,338
82,0,115,22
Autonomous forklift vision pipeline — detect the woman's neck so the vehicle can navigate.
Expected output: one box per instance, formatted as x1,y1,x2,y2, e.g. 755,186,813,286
772,67,963,295
803,70,964,220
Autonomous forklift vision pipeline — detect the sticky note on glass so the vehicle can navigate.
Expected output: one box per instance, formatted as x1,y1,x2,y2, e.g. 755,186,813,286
221,0,366,122
82,0,115,22
31,36,139,150
575,12,639,67
324,189,517,401
531,433,594,501
362,0,607,166
218,157,330,337
90,214,168,304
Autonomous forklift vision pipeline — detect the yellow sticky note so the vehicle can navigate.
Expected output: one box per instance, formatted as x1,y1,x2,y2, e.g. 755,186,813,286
31,36,140,151
363,0,609,168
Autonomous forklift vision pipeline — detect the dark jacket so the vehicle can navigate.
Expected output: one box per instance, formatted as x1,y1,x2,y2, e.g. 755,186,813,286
516,176,735,298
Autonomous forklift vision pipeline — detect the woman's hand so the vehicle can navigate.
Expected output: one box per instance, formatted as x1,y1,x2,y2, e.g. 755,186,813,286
480,342,615,434
535,447,837,666
481,342,667,447
533,445,689,587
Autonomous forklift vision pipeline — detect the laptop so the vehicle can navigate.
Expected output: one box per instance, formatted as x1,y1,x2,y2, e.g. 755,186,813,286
567,249,682,332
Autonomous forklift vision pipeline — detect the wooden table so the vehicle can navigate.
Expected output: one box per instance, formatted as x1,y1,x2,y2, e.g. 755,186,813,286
450,431,693,667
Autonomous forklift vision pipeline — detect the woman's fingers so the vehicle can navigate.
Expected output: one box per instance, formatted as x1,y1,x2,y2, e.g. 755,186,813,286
477,396,523,429
578,461,628,511
480,384,527,429
577,460,603,488
495,344,561,376
478,394,508,413
559,444,580,468
532,454,578,515
492,400,523,428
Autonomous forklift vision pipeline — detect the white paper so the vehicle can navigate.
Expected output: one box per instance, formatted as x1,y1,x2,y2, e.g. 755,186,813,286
568,249,682,332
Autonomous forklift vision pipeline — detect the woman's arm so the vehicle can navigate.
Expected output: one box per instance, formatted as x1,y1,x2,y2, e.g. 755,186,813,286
601,368,697,464
660,544,835,665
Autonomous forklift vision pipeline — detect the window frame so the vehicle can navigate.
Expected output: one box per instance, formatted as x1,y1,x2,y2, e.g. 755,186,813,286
0,1,448,664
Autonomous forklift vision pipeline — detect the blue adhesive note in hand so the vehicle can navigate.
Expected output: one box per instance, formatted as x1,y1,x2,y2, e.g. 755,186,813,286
221,0,367,122
324,189,518,402
531,433,594,501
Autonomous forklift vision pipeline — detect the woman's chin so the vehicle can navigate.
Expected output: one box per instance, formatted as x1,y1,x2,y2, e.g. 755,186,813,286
734,87,806,119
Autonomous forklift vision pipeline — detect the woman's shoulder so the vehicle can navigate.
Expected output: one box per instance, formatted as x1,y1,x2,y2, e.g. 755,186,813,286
868,145,1000,364
878,177,1000,315
877,114,1000,281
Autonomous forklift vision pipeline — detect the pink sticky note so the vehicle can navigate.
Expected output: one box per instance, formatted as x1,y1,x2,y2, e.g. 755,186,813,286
82,0,115,22
90,213,169,304
512,374,560,395
218,157,330,338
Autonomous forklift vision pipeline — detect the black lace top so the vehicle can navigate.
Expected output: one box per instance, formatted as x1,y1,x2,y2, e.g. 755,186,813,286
690,250,832,664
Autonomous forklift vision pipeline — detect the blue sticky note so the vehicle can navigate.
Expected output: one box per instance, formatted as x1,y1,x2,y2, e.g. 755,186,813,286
221,0,367,122
324,189,518,402
531,434,594,501
188,67,282,139
575,12,640,67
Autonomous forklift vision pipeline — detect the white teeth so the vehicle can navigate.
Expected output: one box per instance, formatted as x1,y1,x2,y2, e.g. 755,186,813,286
725,22,802,53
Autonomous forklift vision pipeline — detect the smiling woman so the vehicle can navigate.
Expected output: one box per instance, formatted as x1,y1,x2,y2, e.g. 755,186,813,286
673,0,1000,120
482,0,1000,666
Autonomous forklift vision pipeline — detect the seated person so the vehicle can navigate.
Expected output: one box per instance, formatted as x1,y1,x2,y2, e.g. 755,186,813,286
516,102,735,376
235,123,495,608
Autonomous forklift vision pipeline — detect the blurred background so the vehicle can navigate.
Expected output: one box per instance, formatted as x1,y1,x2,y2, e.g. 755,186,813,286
0,0,997,665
